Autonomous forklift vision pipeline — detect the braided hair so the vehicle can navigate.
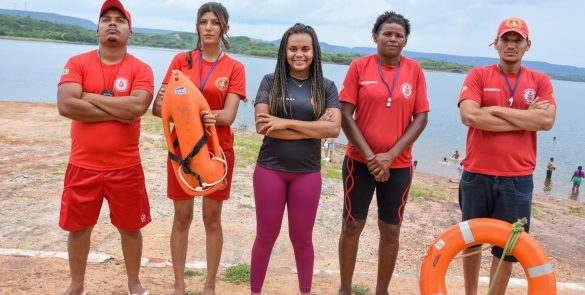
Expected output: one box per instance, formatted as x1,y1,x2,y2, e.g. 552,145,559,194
195,2,231,50
269,23,326,119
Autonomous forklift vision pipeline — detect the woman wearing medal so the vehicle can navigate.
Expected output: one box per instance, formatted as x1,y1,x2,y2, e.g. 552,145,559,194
336,11,429,295
152,2,246,294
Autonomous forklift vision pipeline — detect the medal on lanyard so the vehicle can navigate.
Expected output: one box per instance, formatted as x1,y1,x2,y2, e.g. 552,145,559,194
377,57,401,108
498,64,522,107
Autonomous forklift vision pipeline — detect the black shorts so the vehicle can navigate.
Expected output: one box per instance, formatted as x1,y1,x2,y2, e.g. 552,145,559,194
342,156,412,224
459,171,533,262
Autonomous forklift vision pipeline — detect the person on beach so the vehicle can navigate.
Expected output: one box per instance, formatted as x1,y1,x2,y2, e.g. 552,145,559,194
546,157,555,180
458,17,556,295
250,23,341,294
451,150,460,160
325,137,337,163
151,2,246,294
56,1,153,294
571,166,584,195
337,11,429,295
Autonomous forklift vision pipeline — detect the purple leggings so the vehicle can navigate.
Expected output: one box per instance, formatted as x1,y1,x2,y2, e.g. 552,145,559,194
250,165,322,293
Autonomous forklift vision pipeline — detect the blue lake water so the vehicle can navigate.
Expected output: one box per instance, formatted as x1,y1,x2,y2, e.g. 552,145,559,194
1,39,583,200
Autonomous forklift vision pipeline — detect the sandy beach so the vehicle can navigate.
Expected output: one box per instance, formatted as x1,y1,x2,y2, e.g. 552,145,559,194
1,101,584,294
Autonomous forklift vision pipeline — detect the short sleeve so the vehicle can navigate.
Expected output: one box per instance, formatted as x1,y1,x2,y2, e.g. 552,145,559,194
131,59,154,95
161,53,184,85
324,79,340,109
339,60,360,105
458,67,483,107
413,64,430,114
228,61,246,100
58,56,83,86
254,74,274,105
536,73,556,106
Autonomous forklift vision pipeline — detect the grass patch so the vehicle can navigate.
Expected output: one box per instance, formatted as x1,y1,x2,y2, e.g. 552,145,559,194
237,203,254,209
408,186,447,201
186,291,202,295
352,284,369,295
221,263,250,285
141,112,164,135
531,202,541,220
567,205,585,218
321,160,342,179
233,133,262,167
184,270,205,278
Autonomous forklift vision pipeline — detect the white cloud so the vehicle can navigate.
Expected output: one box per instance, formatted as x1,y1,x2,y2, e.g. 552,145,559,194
1,0,583,66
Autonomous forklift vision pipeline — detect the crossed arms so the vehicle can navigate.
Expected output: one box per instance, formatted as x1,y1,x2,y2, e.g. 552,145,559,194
57,82,153,124
459,98,556,132
253,103,341,140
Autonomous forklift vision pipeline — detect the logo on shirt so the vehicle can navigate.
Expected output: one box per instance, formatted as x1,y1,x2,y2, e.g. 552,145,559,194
461,85,468,93
401,82,413,98
483,88,501,92
359,80,378,85
523,88,537,104
115,77,129,92
62,68,70,75
174,86,187,95
140,213,146,223
215,77,229,90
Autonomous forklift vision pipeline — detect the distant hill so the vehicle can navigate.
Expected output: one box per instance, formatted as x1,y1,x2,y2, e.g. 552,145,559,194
2,9,584,82
291,40,585,82
0,9,178,35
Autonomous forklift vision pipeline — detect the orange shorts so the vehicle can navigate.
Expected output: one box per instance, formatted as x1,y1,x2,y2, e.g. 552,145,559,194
59,164,151,231
167,148,235,201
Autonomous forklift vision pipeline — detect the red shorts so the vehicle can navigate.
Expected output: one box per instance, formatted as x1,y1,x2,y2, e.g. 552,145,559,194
167,148,235,201
59,164,151,231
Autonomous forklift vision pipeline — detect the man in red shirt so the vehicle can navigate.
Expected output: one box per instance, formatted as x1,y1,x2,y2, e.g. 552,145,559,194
57,1,153,294
458,17,556,294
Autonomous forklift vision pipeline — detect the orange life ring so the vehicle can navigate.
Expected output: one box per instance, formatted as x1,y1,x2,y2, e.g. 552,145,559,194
419,218,556,294
161,70,227,196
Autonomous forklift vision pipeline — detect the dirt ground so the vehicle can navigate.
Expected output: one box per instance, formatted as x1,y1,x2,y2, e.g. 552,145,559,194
1,102,584,294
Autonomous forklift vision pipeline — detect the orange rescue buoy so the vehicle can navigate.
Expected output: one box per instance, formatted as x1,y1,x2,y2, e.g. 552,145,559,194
419,218,556,294
161,70,227,196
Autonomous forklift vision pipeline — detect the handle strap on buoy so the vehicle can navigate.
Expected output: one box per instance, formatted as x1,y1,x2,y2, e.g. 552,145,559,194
487,217,528,295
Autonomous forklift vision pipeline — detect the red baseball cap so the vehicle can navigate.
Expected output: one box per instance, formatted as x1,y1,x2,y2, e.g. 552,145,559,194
496,17,529,39
99,0,132,31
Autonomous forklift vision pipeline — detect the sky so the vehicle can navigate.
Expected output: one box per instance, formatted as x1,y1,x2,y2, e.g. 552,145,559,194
2,0,584,67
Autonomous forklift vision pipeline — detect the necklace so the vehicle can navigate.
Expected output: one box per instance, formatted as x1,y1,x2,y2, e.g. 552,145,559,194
497,64,522,107
198,49,223,92
97,50,126,97
291,77,308,88
377,56,401,108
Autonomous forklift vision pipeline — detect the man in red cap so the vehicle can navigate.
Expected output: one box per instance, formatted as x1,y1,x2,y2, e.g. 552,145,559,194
57,1,153,294
457,17,556,294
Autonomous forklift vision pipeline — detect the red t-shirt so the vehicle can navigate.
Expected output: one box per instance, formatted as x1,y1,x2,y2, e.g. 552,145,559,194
458,65,555,176
339,54,430,167
59,50,154,170
162,50,246,151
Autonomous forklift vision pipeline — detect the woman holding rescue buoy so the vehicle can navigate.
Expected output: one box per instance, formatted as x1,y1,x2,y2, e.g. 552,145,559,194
250,23,341,294
152,2,246,294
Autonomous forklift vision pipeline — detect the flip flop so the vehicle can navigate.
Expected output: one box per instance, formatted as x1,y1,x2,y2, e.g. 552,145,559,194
128,291,148,295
